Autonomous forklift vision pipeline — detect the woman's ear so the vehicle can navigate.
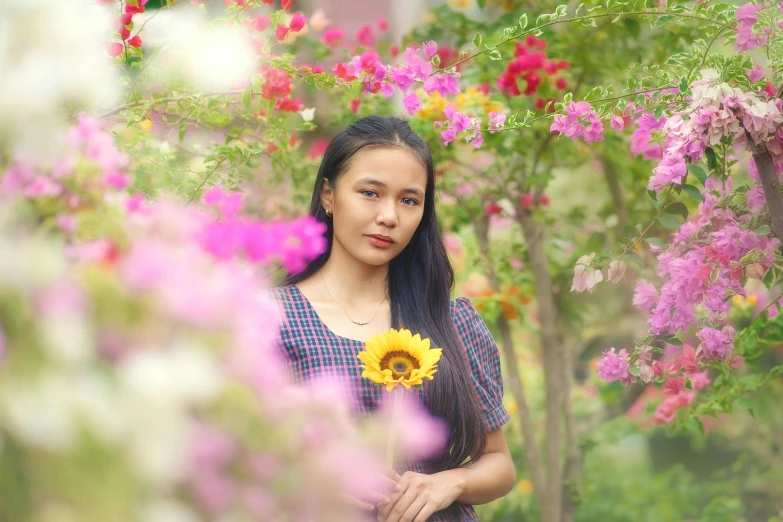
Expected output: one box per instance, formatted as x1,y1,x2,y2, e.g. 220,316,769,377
320,178,335,214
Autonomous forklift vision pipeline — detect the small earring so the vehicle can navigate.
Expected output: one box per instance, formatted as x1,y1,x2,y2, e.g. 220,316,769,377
325,210,332,217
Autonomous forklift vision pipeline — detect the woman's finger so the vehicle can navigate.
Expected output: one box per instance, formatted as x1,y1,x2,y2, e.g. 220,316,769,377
340,492,376,512
398,494,428,522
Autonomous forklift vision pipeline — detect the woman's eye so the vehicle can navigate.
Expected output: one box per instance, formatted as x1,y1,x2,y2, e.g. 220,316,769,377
361,190,377,198
401,198,418,206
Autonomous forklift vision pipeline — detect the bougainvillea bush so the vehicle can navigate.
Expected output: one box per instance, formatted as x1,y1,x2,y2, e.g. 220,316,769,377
2,0,783,520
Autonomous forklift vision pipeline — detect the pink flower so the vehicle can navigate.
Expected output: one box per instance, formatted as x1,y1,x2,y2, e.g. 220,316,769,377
24,176,62,198
203,186,244,218
321,28,343,47
56,214,77,233
441,128,457,146
488,111,506,133
376,17,388,31
189,423,236,470
423,73,460,97
380,392,448,460
697,326,736,359
688,370,710,390
735,3,765,52
747,65,764,82
422,40,438,58
289,12,307,32
356,24,374,47
608,260,626,283
275,24,289,41
571,254,603,293
610,115,625,131
596,348,630,383
403,92,421,115
633,280,658,312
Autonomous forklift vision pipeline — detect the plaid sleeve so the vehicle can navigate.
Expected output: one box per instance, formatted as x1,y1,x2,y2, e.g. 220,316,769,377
453,297,510,431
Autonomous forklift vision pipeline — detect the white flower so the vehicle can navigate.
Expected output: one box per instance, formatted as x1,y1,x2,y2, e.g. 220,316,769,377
2,374,77,450
40,312,95,366
607,260,627,284
300,108,316,122
0,0,120,161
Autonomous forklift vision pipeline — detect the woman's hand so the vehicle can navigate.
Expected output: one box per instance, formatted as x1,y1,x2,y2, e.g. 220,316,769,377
376,470,465,522
342,468,402,514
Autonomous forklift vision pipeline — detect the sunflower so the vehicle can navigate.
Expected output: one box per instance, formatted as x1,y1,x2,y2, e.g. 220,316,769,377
357,328,442,392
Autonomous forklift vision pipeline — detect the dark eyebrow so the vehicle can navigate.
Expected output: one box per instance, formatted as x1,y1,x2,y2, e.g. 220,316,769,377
354,177,425,198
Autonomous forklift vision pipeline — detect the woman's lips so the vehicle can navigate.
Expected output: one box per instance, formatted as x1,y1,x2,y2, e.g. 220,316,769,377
365,235,394,248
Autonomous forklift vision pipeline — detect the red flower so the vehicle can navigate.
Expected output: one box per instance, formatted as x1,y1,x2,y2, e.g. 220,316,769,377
120,13,134,26
107,42,124,57
281,0,293,11
127,35,142,48
275,25,290,41
486,202,502,216
350,99,361,114
520,193,534,208
537,194,550,207
289,12,307,32
119,26,130,40
555,78,568,90
252,15,270,31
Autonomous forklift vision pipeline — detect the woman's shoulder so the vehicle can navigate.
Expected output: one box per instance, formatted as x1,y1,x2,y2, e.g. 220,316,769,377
449,295,480,320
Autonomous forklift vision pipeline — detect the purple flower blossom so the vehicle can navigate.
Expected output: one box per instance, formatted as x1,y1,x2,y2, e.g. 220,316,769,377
697,326,736,359
596,348,630,383
402,92,421,115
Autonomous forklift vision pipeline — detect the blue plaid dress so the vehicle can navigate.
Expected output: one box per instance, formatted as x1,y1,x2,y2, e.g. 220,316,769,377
270,285,509,521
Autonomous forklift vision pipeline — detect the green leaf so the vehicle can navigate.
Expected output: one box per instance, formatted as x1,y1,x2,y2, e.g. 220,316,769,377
241,89,251,110
472,32,483,49
647,189,661,209
624,252,643,268
658,215,681,229
580,17,598,27
179,124,188,142
688,164,707,185
653,107,663,119
623,225,639,238
486,49,502,61
754,225,770,235
653,14,676,27
477,0,486,8
665,202,689,219
679,76,689,92
518,13,528,29
644,237,665,248
680,184,704,202
431,54,441,67
705,147,717,170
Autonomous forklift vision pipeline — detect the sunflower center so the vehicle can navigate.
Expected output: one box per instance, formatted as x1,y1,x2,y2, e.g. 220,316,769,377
379,350,421,379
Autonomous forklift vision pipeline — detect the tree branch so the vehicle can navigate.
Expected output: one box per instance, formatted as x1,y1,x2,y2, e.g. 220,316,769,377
746,129,783,248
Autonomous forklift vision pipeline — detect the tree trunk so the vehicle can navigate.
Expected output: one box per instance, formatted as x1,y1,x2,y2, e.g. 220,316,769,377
516,209,565,522
600,153,630,231
747,135,783,246
472,215,550,519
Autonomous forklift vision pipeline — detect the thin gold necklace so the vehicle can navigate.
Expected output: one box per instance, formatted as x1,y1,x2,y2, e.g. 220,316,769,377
319,271,387,326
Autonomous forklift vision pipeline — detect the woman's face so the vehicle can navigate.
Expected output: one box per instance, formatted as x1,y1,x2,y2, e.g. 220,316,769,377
321,147,428,267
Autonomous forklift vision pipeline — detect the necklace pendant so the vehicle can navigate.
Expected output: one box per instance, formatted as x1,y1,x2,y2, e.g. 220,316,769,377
352,320,370,325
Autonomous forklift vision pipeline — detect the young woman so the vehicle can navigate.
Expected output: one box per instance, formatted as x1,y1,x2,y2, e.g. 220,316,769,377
271,116,516,521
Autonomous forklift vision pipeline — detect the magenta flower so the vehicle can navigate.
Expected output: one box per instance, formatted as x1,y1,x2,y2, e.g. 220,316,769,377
422,40,438,58
403,92,421,115
441,128,457,146
423,73,460,97
747,65,764,82
488,111,506,133
697,326,736,360
596,347,630,383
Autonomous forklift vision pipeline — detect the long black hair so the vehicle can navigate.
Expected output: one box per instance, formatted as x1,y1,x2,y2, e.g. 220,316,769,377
283,115,487,472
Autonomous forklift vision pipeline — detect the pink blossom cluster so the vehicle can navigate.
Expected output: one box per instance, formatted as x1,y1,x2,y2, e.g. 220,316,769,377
437,104,483,148
1,115,130,200
647,73,783,192
549,101,604,143
734,3,773,52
